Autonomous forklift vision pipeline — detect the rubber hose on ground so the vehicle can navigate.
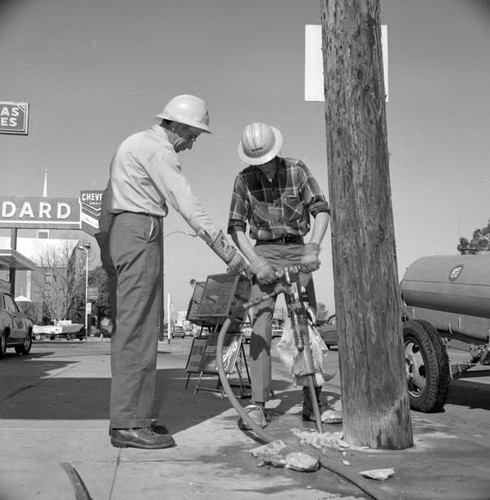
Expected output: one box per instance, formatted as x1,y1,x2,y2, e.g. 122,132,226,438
215,317,398,500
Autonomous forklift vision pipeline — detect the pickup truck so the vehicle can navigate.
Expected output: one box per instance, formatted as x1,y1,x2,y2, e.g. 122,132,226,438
0,291,33,358
33,320,85,341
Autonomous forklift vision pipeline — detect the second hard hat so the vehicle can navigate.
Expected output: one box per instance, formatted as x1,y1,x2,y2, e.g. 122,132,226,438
238,122,283,165
155,94,211,133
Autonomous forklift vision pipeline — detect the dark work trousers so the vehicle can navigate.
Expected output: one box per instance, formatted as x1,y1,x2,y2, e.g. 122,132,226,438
108,212,162,429
250,243,317,404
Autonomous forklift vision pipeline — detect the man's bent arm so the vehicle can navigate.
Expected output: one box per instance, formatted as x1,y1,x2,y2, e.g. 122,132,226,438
230,230,258,263
307,212,329,247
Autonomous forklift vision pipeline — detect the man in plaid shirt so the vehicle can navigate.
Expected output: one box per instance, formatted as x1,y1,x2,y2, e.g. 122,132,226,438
228,122,341,428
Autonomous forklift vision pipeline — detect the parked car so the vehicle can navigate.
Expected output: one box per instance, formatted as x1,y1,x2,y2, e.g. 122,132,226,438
97,325,113,339
33,321,85,341
172,325,186,338
316,314,337,349
0,291,33,358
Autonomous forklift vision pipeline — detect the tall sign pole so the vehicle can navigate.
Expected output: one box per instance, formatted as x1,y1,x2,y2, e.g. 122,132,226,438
321,0,413,449
1,101,29,296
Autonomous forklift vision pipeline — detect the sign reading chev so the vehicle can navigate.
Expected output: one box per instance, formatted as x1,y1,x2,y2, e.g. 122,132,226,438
80,190,103,236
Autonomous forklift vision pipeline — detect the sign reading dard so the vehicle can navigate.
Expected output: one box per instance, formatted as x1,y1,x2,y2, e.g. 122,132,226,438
0,102,29,135
0,190,104,233
0,196,81,229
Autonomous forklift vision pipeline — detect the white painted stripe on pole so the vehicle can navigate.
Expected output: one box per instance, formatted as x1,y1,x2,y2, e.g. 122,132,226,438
304,24,389,103
381,25,389,102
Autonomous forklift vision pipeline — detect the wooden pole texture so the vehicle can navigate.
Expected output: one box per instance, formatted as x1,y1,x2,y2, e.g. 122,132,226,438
320,0,413,449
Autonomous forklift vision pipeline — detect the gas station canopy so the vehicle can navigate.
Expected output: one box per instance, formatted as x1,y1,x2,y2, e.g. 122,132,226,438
0,248,37,271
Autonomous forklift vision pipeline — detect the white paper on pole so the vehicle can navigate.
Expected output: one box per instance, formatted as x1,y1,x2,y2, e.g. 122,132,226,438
304,24,389,102
304,25,324,102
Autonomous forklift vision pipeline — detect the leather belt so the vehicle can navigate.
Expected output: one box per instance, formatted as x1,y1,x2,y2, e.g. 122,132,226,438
114,211,157,218
255,235,303,245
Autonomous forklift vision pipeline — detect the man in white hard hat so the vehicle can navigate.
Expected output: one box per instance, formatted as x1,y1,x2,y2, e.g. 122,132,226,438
97,94,245,450
227,122,341,429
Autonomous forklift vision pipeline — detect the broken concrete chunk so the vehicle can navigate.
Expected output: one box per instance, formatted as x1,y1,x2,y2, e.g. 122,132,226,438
284,452,320,472
292,429,369,452
258,457,287,468
250,440,289,459
360,468,395,481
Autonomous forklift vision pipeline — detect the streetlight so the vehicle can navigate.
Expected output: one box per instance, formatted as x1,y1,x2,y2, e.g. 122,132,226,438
162,230,198,343
77,243,91,342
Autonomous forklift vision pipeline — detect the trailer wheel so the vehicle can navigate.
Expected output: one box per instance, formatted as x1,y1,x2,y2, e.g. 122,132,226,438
403,320,450,413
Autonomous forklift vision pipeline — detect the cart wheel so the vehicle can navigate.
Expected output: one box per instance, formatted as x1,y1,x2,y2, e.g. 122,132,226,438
403,319,450,413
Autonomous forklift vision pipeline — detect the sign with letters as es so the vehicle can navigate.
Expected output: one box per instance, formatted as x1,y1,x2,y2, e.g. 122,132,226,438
0,102,29,135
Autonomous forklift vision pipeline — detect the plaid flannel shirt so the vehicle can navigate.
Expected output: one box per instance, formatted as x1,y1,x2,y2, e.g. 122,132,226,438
227,157,329,241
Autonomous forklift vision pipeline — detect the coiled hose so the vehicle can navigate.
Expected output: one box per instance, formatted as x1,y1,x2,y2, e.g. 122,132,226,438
216,317,398,500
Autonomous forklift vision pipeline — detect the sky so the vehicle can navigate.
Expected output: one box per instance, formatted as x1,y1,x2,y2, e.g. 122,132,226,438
1,0,490,315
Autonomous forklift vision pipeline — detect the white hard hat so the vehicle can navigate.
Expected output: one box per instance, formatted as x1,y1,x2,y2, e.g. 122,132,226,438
155,94,211,133
238,122,283,165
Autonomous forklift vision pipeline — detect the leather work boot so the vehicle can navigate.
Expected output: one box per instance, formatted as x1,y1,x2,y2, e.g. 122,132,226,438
110,427,176,449
238,403,267,430
302,386,342,424
108,421,169,436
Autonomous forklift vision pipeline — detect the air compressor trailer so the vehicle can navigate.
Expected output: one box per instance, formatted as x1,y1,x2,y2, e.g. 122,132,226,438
400,254,490,412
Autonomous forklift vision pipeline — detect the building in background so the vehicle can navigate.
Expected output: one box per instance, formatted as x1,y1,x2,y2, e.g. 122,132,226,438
0,236,84,323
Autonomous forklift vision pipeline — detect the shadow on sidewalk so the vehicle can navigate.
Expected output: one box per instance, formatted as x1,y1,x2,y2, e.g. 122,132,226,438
446,378,490,411
158,371,292,434
0,358,291,436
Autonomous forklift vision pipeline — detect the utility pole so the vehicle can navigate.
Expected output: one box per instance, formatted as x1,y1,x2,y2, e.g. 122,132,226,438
320,0,413,449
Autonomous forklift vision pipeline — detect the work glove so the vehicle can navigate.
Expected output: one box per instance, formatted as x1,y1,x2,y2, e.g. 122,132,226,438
208,230,245,274
249,256,278,286
300,243,320,272
227,251,247,275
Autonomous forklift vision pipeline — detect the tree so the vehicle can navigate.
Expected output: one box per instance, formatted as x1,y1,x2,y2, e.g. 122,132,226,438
67,265,111,327
32,241,83,323
316,302,330,322
457,219,490,254
89,266,112,326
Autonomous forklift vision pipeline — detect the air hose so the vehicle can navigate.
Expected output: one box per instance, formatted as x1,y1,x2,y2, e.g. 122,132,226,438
215,317,397,500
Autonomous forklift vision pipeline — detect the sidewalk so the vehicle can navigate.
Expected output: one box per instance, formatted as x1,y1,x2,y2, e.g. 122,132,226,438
0,339,489,500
